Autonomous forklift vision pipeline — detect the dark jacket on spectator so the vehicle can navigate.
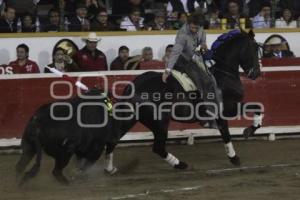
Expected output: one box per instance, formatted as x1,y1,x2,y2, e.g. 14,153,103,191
22,26,36,33
112,0,145,16
0,18,17,33
43,24,60,32
43,17,62,32
279,0,300,18
91,20,117,31
247,0,271,17
74,46,108,71
214,0,244,15
7,0,37,15
110,56,133,70
145,21,172,31
68,16,86,32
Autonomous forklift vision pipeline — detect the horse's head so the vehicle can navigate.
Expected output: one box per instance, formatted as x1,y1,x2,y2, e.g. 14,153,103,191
239,30,261,80
213,30,261,80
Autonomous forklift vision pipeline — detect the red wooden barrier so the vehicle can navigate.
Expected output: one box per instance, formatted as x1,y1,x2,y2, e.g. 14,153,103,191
0,66,300,139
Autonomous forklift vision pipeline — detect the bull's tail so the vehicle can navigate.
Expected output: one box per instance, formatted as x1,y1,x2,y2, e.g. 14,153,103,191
16,117,42,186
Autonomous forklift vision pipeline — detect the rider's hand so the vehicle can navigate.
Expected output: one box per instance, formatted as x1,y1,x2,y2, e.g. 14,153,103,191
201,44,208,51
162,69,171,83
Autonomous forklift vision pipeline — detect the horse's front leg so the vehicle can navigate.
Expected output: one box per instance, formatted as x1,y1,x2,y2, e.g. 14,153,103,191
104,143,118,174
242,103,264,139
217,118,241,166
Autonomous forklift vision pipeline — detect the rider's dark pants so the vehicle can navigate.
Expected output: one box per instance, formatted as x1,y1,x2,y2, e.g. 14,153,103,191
173,55,222,119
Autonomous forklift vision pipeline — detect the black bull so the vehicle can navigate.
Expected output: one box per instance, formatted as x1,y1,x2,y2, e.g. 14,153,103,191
16,89,119,185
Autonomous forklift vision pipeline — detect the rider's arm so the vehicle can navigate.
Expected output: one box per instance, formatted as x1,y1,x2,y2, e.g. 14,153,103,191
199,28,207,49
167,34,186,71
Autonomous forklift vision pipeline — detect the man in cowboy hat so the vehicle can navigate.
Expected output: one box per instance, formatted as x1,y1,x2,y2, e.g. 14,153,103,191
263,37,295,58
74,32,108,71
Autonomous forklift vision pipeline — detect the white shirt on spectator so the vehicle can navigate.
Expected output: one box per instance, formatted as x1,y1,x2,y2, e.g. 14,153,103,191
120,16,144,31
275,18,297,28
252,14,271,29
167,0,199,13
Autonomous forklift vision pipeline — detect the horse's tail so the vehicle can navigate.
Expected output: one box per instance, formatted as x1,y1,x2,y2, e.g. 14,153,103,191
16,116,42,186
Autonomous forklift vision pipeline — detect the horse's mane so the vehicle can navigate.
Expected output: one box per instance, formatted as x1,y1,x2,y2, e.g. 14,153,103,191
213,30,250,58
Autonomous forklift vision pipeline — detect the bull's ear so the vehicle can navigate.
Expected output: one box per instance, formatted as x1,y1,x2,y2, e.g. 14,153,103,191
248,29,255,40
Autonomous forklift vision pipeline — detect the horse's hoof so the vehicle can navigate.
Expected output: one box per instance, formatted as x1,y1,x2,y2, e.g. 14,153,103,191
55,176,70,185
229,156,241,166
174,161,188,170
243,125,260,139
104,167,118,175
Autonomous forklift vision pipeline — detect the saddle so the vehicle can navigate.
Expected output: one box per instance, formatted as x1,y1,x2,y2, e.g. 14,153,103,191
171,61,209,92
171,70,197,92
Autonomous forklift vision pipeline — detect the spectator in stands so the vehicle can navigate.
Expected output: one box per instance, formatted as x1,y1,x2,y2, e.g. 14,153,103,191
0,0,5,17
0,7,16,33
223,0,252,29
141,47,153,61
91,9,116,31
166,0,199,14
43,9,61,32
60,0,78,16
21,13,36,32
45,47,79,73
86,0,106,19
263,37,295,58
8,44,40,74
123,47,153,70
162,44,174,63
138,47,165,70
6,0,39,16
207,6,221,29
124,55,143,70
278,0,300,19
74,32,108,71
112,0,145,17
275,8,297,28
215,0,244,15
120,7,144,31
122,48,167,70
110,46,132,70
246,0,271,18
252,2,272,29
69,3,89,31
146,11,172,31
172,12,187,29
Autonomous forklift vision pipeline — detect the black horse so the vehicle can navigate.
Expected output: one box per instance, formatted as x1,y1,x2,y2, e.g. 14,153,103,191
103,30,262,173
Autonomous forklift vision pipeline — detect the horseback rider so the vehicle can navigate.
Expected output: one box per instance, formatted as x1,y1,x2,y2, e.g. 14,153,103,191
162,12,222,128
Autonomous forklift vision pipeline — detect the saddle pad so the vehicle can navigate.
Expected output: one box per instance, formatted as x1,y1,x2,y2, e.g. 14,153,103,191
171,70,197,92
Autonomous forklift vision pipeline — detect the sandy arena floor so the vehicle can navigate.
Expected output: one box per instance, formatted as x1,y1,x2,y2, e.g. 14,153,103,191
0,139,300,200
